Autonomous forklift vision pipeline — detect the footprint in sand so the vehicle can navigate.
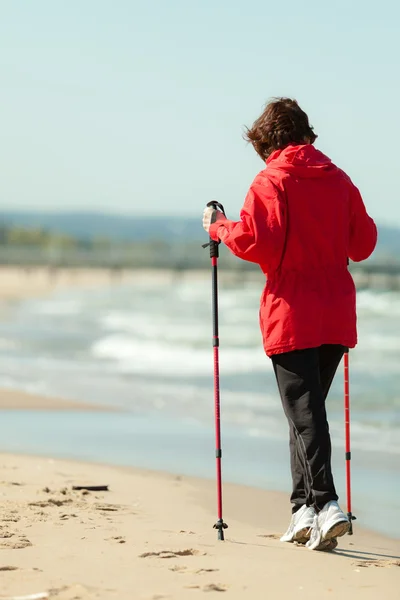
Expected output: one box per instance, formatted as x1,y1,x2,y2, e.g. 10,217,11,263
185,583,227,592
170,566,219,575
0,529,14,539
195,569,220,574
94,502,121,512
0,537,32,549
29,498,73,508
140,549,202,559
49,583,102,599
257,534,280,540
2,513,20,523
32,511,49,522
0,480,24,487
185,585,201,590
0,565,19,571
203,584,228,592
169,565,188,573
59,513,78,521
1,524,31,547
106,536,126,544
354,560,400,568
49,583,119,599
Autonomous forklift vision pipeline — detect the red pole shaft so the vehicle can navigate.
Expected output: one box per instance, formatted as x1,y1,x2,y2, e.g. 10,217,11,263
344,351,352,515
211,255,223,522
213,344,223,520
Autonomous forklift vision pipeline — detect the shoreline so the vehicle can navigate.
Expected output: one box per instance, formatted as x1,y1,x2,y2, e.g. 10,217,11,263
0,265,139,304
0,404,399,542
0,452,398,599
0,387,119,411
1,448,398,545
0,265,264,305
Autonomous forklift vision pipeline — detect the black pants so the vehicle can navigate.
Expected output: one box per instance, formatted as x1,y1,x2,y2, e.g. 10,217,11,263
271,345,345,513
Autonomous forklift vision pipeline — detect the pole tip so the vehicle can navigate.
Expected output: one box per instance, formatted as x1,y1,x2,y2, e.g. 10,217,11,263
213,519,228,541
347,512,356,535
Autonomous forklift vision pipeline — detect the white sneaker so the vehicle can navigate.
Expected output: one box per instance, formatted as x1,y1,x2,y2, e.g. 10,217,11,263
306,501,350,551
280,505,316,544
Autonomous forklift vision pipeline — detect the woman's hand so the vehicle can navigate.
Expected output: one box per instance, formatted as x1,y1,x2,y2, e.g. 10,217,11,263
202,206,225,233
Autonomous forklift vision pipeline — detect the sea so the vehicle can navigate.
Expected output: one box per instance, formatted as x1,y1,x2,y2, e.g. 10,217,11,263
0,271,399,539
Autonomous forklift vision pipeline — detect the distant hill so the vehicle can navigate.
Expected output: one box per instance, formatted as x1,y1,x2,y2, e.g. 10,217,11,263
0,210,398,260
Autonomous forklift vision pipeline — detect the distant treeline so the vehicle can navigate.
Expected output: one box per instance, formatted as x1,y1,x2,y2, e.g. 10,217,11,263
0,211,399,264
0,222,200,254
0,223,114,250
0,222,243,270
0,222,399,279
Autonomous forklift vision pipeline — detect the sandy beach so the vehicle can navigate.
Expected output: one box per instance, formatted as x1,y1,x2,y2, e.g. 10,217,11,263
0,389,115,412
0,266,137,304
0,451,398,600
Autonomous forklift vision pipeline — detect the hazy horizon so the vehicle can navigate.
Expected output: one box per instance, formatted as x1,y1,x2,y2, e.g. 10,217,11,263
0,207,399,230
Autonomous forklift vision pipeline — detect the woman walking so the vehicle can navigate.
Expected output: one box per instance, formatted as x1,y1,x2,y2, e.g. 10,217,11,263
202,98,377,551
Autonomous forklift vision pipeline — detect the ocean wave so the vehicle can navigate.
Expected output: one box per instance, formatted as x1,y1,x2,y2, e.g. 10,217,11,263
91,334,269,376
1,277,398,456
0,338,18,350
26,298,85,317
245,422,400,455
358,333,400,352
357,289,400,316
91,375,400,454
99,310,261,347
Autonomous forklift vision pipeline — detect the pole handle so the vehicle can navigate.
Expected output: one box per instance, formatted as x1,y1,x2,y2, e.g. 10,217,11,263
207,201,226,215
202,202,226,258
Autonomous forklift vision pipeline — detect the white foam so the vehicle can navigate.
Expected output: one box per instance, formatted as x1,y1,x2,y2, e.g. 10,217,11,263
100,310,261,347
91,334,269,376
0,338,17,349
328,420,400,455
359,333,400,352
27,298,84,317
357,290,400,316
100,311,209,343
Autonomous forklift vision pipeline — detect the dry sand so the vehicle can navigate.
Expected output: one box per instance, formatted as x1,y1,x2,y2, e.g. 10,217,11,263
0,453,398,600
0,389,115,412
0,266,136,303
0,266,263,305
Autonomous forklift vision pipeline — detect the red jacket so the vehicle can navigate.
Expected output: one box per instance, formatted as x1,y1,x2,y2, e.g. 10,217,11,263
209,144,377,356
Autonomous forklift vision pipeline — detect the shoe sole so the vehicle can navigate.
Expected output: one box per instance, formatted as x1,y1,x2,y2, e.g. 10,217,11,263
293,526,312,544
318,538,338,552
322,520,350,541
307,520,349,551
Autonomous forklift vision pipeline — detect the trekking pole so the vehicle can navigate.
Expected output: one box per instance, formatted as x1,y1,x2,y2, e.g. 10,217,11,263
202,200,228,541
344,349,356,534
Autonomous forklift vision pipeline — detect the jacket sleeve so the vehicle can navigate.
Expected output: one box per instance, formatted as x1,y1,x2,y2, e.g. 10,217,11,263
208,178,286,268
348,184,378,262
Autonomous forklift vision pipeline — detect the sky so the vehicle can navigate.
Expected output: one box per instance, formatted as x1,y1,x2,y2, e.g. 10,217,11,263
0,0,399,224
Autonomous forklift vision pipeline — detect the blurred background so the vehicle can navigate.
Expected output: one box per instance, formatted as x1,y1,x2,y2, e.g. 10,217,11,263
0,1,399,538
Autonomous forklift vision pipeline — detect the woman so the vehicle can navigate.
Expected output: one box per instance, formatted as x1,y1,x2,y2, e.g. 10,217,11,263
202,98,377,551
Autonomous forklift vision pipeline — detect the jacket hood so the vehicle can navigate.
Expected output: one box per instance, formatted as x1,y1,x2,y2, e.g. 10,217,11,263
266,144,339,178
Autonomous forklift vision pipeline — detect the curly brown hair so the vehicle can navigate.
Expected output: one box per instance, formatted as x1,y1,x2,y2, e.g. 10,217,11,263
244,98,318,161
